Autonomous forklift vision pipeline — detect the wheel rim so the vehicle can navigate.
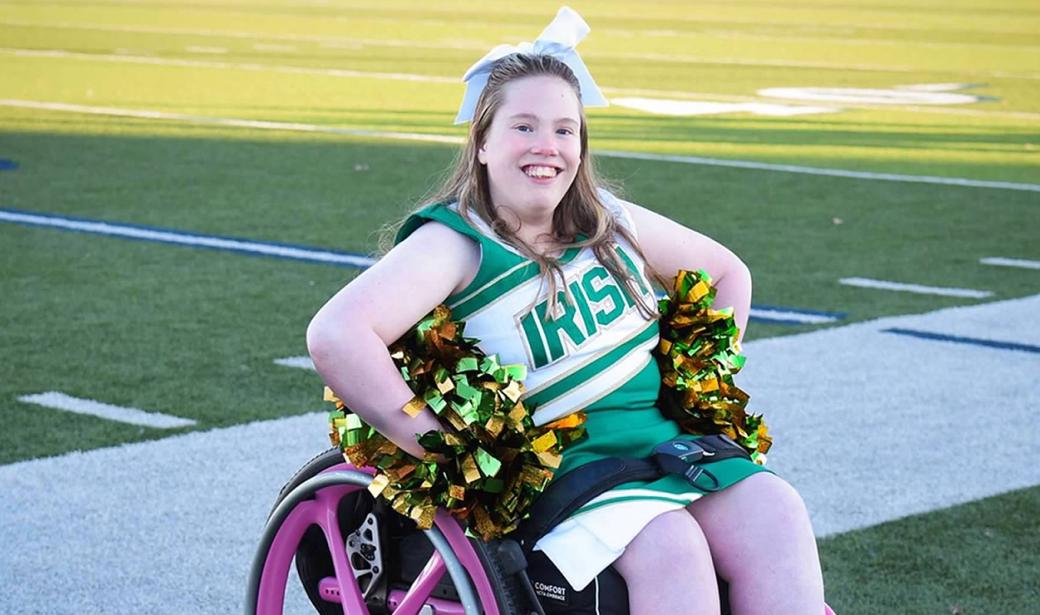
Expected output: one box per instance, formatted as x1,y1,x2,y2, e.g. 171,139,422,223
245,463,503,615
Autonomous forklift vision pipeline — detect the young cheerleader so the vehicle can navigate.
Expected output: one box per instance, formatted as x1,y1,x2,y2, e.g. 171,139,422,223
307,8,826,614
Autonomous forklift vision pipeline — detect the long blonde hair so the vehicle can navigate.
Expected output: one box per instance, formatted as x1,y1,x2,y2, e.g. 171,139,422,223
394,53,663,318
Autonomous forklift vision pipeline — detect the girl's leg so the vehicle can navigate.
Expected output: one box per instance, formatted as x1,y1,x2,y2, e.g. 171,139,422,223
687,472,824,615
612,508,721,615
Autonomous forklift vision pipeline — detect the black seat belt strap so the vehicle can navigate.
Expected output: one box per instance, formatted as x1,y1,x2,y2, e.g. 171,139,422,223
516,435,753,550
516,457,658,550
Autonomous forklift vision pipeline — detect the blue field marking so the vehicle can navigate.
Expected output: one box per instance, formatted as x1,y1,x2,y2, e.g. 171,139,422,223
3,207,842,326
652,292,845,325
0,207,377,268
0,159,18,171
883,327,1040,354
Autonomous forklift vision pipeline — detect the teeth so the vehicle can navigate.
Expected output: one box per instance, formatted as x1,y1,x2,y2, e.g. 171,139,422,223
524,166,558,178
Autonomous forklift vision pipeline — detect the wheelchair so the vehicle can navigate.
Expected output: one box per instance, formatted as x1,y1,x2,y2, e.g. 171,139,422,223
245,448,836,615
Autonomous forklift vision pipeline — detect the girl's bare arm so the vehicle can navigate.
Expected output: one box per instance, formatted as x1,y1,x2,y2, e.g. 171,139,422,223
626,202,753,341
306,222,480,457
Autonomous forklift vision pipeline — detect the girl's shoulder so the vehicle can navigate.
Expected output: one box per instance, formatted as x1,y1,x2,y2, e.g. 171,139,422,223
398,201,528,270
390,214,481,297
396,202,479,246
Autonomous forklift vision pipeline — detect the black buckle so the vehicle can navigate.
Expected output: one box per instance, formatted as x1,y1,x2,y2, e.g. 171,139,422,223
652,439,721,492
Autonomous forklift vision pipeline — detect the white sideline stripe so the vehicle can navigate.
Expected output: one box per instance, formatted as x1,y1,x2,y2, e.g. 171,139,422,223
0,209,379,267
0,48,459,84
5,46,1040,121
749,307,840,325
273,356,315,370
596,150,1040,193
980,257,1040,270
5,99,1038,194
17,392,196,429
0,99,463,145
839,277,994,298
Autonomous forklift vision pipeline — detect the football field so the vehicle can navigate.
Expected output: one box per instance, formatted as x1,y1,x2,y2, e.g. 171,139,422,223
1,1,1038,613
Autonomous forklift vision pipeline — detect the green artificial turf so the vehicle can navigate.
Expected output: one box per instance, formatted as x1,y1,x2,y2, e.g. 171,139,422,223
820,485,1040,614
0,221,349,464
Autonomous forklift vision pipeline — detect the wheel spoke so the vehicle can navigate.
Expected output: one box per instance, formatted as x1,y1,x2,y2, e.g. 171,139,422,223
318,488,369,613
389,552,447,615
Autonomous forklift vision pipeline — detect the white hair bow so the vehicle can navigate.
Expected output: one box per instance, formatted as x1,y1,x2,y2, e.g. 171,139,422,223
454,6,609,124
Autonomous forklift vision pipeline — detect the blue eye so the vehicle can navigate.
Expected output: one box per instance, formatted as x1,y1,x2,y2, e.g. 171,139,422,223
515,124,533,133
557,128,575,136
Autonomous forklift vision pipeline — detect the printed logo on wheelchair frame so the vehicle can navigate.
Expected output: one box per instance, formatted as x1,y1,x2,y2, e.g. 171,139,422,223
533,581,568,602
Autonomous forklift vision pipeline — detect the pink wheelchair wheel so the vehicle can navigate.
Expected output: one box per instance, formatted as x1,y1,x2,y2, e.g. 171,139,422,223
244,451,517,614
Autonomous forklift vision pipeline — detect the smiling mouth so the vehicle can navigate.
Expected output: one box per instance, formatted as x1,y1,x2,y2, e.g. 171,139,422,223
522,165,561,179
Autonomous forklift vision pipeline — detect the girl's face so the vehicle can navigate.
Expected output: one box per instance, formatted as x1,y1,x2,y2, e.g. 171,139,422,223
478,75,582,224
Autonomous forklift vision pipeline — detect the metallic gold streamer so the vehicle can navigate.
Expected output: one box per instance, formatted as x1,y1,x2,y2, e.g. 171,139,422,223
401,395,426,417
656,269,773,464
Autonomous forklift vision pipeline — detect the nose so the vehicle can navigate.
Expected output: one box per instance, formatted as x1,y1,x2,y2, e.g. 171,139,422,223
530,131,559,157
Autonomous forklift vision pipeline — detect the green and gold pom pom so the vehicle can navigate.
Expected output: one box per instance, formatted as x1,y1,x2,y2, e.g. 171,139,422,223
326,305,586,540
656,269,773,464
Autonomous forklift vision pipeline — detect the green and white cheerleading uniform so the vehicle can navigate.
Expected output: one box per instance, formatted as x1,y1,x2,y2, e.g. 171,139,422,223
396,191,768,591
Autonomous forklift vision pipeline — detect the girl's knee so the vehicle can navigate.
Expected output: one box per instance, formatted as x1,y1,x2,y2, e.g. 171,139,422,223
613,509,713,580
697,472,810,526
747,473,810,520
735,474,820,566
690,473,817,565
613,509,722,615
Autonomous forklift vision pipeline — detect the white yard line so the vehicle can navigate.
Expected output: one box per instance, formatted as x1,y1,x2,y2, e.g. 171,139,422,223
980,256,1040,270
596,150,1040,193
273,356,315,370
0,100,464,144
839,277,994,298
0,209,380,267
17,392,196,429
749,307,841,325
4,99,1037,193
